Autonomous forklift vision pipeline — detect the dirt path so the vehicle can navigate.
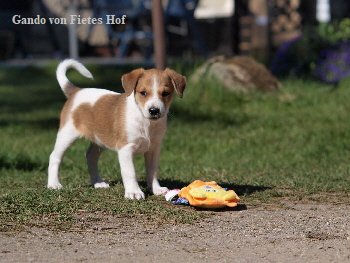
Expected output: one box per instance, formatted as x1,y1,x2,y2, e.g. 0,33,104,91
1,203,349,263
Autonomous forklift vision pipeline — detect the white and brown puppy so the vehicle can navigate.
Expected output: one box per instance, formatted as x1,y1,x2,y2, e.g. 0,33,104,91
48,59,186,199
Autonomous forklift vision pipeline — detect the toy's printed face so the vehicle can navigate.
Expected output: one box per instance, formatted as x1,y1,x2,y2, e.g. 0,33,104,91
189,186,236,201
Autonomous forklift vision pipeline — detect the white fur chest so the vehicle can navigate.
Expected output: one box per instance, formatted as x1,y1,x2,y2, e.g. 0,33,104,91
125,93,167,154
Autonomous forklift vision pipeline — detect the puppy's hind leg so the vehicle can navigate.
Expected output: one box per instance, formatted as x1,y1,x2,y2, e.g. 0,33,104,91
85,142,109,188
48,125,79,189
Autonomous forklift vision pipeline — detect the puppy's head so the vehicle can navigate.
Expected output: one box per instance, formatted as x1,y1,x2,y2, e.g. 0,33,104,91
122,68,186,120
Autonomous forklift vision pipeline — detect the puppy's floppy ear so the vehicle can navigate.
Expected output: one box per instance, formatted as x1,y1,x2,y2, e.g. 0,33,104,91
165,68,187,98
121,68,144,96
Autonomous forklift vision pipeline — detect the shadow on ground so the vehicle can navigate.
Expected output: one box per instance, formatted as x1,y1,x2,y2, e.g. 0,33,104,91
0,153,46,171
109,179,270,199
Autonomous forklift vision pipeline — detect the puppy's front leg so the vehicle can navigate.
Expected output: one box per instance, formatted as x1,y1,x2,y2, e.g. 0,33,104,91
145,145,169,195
118,144,145,199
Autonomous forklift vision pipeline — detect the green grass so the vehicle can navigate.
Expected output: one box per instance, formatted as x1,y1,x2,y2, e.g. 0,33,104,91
1,62,350,231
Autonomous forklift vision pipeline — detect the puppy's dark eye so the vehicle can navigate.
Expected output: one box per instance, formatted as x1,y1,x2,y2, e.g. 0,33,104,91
162,91,170,97
140,91,147,96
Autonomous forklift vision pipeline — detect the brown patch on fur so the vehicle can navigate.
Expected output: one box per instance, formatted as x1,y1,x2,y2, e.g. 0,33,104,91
157,85,174,104
72,94,128,150
59,88,81,130
164,68,186,98
122,68,186,101
133,69,185,110
121,68,144,96
133,71,154,107
63,83,80,98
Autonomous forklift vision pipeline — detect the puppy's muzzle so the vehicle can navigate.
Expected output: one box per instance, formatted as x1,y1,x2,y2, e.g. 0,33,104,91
149,107,161,119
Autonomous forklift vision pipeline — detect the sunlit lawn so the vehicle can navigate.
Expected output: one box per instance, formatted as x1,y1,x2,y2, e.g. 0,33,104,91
1,62,349,231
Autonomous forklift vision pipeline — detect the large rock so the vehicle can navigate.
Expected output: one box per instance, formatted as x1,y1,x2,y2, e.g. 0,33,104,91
191,56,281,91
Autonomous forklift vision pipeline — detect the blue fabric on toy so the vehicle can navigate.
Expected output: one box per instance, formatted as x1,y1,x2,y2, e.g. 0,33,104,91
172,198,189,205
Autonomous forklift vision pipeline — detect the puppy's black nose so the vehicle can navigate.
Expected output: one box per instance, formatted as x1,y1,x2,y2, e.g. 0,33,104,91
149,107,160,116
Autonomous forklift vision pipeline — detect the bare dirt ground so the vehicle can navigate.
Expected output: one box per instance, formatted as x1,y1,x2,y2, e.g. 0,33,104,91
1,202,350,263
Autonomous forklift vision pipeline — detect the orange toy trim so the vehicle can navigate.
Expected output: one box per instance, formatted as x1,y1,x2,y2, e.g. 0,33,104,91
178,180,240,209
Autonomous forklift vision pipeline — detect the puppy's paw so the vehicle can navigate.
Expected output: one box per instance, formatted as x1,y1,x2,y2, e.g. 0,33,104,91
152,186,169,195
94,181,110,188
47,183,63,189
125,189,145,200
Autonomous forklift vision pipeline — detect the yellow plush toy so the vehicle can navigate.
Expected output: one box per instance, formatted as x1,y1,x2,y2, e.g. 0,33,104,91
178,180,240,209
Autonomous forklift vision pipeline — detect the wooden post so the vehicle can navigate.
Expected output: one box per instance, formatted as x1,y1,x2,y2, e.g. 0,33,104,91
152,0,166,70
68,0,78,59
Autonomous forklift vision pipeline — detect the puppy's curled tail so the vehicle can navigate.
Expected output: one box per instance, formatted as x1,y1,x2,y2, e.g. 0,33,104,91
56,59,93,98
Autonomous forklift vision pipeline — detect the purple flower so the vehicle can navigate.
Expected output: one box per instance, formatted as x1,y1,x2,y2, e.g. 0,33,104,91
314,40,350,84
